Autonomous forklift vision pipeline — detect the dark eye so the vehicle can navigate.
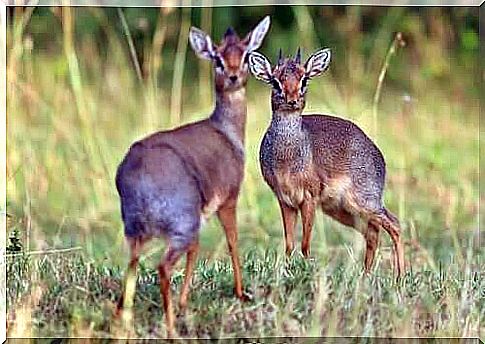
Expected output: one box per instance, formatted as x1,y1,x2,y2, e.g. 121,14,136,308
271,78,283,93
214,56,224,69
301,76,308,90
243,53,249,64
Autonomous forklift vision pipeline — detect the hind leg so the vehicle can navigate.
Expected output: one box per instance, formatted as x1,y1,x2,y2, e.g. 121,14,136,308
370,209,405,278
158,246,185,338
116,237,146,323
159,217,200,338
179,239,199,310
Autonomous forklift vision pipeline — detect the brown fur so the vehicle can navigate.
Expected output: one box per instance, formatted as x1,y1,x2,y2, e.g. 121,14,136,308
254,54,405,278
114,20,270,336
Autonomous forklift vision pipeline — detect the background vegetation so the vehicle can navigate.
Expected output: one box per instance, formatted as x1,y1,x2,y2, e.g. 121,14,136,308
6,5,483,338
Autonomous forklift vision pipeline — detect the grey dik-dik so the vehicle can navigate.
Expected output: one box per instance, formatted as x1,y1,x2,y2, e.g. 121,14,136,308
115,16,270,337
248,48,405,278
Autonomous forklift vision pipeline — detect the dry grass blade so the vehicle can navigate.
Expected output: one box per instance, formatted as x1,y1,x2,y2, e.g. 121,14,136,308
117,8,143,83
170,7,191,126
372,32,406,138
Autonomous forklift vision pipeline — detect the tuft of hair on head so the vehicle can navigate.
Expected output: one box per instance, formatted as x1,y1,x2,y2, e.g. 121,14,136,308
223,27,239,42
294,47,302,64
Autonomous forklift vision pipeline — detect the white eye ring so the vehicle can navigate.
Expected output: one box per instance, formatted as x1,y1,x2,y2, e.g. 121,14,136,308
271,78,284,94
213,54,225,71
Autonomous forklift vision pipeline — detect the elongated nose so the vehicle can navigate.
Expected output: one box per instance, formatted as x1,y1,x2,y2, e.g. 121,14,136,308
229,75,238,83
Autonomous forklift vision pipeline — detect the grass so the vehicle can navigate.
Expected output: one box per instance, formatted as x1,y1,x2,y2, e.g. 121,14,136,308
6,249,483,338
5,7,483,339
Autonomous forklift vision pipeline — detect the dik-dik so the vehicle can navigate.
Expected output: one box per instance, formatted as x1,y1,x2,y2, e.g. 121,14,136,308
248,48,405,278
115,16,270,337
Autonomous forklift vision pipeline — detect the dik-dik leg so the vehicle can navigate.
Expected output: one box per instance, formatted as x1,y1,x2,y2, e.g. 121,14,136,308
116,237,146,321
158,247,184,338
301,200,316,257
364,223,380,273
217,201,246,300
179,240,200,310
278,200,298,256
370,210,405,278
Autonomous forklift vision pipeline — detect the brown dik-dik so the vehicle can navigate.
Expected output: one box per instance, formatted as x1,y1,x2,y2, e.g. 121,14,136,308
115,16,270,337
248,48,405,278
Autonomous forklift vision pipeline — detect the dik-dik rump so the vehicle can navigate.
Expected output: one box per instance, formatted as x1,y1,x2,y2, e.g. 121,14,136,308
115,17,270,337
248,48,405,278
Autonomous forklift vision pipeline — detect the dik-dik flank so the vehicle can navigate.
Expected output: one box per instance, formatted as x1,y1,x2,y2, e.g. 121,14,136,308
248,48,405,278
115,17,270,337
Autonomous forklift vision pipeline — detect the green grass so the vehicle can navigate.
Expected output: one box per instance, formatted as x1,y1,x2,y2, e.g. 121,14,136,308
6,7,483,339
7,250,483,338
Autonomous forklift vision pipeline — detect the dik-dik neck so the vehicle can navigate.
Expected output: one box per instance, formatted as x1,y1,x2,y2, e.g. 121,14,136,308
270,111,304,139
210,88,247,156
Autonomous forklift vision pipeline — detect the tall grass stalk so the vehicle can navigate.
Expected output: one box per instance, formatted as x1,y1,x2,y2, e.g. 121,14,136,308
150,7,170,89
292,6,317,52
170,7,191,126
372,32,405,138
117,8,143,83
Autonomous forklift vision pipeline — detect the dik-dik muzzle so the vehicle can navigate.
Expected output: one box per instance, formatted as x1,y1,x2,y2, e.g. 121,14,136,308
248,47,331,112
189,16,270,92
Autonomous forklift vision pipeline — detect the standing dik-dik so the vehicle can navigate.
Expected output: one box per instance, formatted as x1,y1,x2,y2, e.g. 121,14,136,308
248,48,405,278
115,16,270,337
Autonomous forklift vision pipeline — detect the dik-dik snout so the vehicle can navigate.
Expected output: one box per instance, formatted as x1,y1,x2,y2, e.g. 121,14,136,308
190,17,270,93
249,47,331,113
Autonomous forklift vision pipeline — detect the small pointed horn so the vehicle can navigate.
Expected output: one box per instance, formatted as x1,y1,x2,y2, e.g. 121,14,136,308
294,47,301,64
277,48,283,65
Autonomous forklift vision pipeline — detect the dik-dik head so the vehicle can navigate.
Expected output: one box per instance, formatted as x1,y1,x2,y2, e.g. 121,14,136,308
189,16,270,93
248,48,331,113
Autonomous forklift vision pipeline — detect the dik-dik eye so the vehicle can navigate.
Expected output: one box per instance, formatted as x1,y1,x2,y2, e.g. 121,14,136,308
299,76,309,94
214,55,225,70
271,78,283,94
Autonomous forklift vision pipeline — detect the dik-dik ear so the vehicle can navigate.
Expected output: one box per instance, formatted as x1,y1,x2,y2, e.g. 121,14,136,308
304,48,331,78
248,51,273,83
189,27,215,60
244,16,271,52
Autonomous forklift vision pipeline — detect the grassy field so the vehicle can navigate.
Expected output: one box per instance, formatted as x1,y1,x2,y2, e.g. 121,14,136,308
5,7,483,339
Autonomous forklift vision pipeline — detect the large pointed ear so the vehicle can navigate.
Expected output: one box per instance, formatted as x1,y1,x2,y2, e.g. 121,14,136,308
248,51,273,83
189,27,215,60
244,16,271,52
304,48,331,78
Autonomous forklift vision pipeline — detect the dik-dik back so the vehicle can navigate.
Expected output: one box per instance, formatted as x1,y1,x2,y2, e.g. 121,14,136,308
249,48,405,278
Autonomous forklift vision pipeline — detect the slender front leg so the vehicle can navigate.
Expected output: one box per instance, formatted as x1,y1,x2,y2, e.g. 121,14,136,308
300,200,316,257
278,200,298,256
179,239,200,310
217,202,246,300
158,247,184,338
364,223,380,273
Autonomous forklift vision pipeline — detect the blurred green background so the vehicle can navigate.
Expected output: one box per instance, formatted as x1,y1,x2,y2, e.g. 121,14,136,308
5,5,482,338
7,6,480,261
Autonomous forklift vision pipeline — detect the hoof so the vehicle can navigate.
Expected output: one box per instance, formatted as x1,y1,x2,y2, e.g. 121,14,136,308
237,290,253,302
